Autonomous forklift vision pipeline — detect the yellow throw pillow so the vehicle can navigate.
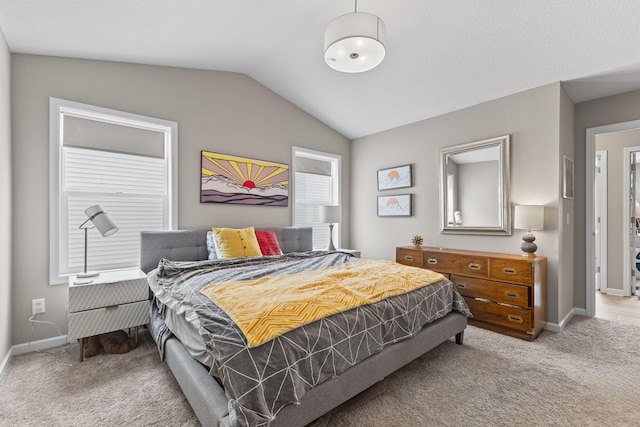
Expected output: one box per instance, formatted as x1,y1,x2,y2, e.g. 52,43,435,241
213,226,262,258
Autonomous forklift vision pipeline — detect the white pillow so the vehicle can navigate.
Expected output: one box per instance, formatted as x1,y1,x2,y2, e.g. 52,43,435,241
206,230,222,260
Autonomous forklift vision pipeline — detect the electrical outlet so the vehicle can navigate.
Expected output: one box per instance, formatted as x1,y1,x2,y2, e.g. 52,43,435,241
32,298,45,315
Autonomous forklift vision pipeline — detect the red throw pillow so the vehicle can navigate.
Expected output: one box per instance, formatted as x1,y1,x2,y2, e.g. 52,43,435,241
254,230,283,256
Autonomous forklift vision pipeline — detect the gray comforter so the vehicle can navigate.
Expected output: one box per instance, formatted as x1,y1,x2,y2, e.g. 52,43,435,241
148,251,471,427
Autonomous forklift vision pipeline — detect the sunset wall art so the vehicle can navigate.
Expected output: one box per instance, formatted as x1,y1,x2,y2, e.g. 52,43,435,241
377,194,412,217
201,151,289,206
377,164,412,191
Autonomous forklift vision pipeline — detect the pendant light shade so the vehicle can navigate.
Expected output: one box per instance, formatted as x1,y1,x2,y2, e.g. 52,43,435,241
324,12,386,73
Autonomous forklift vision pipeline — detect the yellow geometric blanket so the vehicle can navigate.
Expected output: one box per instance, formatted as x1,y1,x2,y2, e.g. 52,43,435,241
200,259,445,348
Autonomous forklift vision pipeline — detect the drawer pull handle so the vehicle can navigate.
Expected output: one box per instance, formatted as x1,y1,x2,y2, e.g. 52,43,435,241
427,258,438,265
456,283,467,289
106,305,119,310
505,291,519,299
468,263,481,270
502,267,517,275
404,255,414,262
508,314,523,323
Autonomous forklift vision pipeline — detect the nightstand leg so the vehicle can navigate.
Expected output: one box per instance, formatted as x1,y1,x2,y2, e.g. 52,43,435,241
79,337,84,363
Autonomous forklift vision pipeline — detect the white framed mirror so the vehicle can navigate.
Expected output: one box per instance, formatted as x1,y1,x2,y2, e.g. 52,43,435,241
440,135,511,235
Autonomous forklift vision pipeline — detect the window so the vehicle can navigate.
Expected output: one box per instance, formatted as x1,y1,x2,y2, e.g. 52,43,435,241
49,98,177,283
292,147,341,250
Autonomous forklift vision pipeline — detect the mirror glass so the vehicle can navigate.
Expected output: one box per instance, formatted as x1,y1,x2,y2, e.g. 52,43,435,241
440,135,511,235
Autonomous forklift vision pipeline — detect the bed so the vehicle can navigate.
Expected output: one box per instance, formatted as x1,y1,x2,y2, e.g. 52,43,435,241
141,227,470,427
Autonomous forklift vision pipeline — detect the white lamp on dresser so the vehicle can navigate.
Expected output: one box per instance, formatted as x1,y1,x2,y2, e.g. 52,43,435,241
514,205,544,258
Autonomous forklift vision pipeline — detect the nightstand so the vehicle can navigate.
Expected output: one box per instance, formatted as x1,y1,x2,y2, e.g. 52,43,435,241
338,249,361,258
68,269,149,361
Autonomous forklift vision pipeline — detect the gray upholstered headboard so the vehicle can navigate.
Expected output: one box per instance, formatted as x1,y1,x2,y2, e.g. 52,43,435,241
139,227,313,273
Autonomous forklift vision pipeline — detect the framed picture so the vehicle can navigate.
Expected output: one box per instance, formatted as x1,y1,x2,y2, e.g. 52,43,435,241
377,194,412,217
377,164,412,191
563,156,574,199
201,151,289,206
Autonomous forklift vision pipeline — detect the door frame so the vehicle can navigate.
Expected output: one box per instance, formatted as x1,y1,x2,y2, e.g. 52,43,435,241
622,146,640,297
594,150,608,293
586,119,640,317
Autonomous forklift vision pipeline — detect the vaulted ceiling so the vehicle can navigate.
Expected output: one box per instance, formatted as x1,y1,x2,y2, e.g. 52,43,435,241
1,0,640,139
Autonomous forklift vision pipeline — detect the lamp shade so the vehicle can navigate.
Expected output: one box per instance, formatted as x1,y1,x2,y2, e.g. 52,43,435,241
324,12,386,73
514,205,544,231
84,205,119,237
320,205,341,224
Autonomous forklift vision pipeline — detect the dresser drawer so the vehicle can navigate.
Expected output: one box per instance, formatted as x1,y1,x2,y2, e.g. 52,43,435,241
450,275,530,308
490,259,533,285
68,301,149,340
396,248,423,268
422,251,488,278
465,297,532,333
69,276,148,312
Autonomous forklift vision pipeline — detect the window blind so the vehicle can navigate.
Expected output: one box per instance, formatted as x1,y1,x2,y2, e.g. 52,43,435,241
64,114,165,157
295,172,331,249
62,147,167,274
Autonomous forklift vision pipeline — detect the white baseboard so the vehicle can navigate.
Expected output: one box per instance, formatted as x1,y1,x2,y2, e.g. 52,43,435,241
601,288,626,297
544,307,588,333
558,308,578,330
544,321,563,333
10,335,69,356
0,347,12,377
573,307,588,317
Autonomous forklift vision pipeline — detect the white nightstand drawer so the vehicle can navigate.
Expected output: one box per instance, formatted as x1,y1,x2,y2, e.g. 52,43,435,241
67,301,149,340
69,275,148,312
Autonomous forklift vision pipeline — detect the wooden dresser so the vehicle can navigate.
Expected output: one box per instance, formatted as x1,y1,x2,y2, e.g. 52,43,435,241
396,246,547,341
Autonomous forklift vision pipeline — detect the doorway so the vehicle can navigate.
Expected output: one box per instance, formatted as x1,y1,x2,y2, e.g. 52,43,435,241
592,143,638,297
586,120,640,317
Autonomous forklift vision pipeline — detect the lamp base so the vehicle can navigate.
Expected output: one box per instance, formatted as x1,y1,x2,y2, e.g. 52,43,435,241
520,231,538,258
327,223,336,251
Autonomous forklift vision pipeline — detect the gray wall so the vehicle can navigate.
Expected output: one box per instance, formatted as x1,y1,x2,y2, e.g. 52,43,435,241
10,54,350,345
558,87,575,323
574,88,640,309
595,129,640,293
0,29,12,365
351,83,566,326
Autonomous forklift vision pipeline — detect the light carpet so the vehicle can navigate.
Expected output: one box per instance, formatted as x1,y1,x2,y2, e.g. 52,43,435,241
1,316,638,426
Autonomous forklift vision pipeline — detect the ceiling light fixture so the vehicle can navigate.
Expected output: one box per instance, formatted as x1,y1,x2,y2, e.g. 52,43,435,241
324,0,386,73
